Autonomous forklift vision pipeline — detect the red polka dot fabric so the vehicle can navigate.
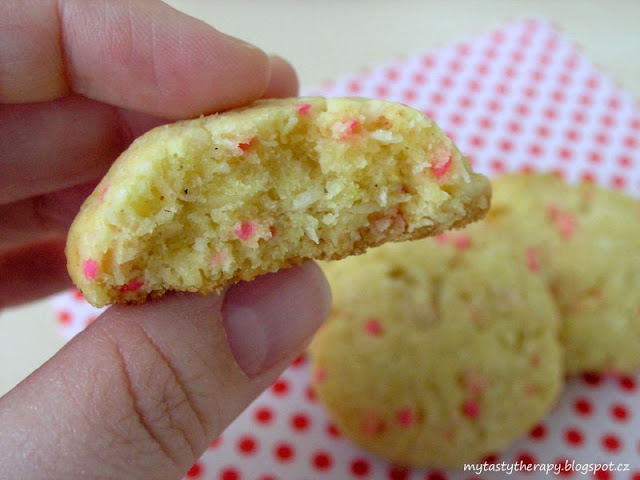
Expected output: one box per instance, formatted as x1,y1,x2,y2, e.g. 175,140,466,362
50,18,640,480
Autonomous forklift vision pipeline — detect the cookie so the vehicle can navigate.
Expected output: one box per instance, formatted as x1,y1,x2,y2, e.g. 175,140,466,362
66,97,490,307
309,231,562,468
487,174,640,374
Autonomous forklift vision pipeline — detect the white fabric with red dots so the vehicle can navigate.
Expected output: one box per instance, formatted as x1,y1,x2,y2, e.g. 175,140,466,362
50,18,639,480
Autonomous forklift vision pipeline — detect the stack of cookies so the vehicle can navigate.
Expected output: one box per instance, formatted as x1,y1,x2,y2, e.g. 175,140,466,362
309,173,640,468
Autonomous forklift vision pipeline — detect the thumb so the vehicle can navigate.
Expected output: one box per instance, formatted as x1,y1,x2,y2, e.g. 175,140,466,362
0,262,330,480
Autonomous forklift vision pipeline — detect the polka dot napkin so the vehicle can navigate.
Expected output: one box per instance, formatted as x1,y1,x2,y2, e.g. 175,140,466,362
50,17,640,480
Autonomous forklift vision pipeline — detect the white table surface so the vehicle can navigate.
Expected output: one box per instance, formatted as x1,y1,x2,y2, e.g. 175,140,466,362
2,0,639,396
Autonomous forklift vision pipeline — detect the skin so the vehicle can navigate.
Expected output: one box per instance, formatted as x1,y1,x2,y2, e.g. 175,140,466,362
0,1,331,479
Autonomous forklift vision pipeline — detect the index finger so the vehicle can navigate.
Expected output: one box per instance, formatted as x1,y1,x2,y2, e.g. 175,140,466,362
0,0,270,118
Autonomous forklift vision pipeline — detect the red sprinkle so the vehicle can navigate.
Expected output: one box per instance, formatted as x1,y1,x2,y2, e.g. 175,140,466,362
345,118,359,135
334,118,360,139
433,156,452,179
453,234,472,251
525,246,541,272
238,137,255,152
313,367,326,383
462,400,480,419
360,412,385,437
297,103,312,114
82,259,99,280
269,226,277,238
526,384,539,395
396,408,416,427
546,204,577,239
546,203,560,219
211,252,228,268
462,371,486,395
97,184,109,202
235,221,255,241
530,354,541,367
556,211,577,239
434,233,449,244
120,278,144,292
364,318,383,336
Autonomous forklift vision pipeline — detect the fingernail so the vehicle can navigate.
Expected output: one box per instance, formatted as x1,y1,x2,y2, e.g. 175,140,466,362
222,262,331,378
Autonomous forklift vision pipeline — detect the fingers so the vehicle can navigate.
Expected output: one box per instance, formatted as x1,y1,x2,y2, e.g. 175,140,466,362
0,0,68,102
0,183,95,251
1,0,271,118
1,54,299,207
0,96,128,205
261,55,300,99
0,263,330,480
0,236,70,309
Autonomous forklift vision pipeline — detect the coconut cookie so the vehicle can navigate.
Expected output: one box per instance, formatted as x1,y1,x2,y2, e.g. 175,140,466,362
310,232,563,468
487,174,640,374
66,97,491,307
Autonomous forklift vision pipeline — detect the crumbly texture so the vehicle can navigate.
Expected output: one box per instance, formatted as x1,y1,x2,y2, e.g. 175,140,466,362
309,231,562,468
66,97,490,307
487,174,640,374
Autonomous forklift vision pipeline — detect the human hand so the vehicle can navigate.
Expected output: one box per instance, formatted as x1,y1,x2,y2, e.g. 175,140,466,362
0,1,330,479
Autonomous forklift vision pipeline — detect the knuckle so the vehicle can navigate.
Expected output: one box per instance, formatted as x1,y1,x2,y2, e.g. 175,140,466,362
98,323,211,472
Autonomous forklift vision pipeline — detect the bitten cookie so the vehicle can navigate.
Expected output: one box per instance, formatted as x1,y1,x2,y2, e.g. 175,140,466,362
66,97,491,307
309,231,563,468
487,174,640,374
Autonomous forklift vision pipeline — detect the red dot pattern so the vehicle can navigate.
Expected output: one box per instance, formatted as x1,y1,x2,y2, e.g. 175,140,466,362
237,435,258,456
350,458,371,477
274,442,295,462
186,463,203,478
49,18,639,480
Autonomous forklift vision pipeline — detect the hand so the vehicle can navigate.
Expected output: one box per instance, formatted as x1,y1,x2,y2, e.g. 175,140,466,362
0,1,331,479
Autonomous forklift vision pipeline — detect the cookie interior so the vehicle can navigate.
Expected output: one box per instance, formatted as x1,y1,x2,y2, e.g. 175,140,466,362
68,98,490,305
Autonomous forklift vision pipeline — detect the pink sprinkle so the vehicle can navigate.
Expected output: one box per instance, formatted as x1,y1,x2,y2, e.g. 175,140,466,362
470,306,483,326
344,118,359,135
82,259,99,280
462,400,480,419
333,118,360,139
433,156,452,179
360,412,385,437
364,318,383,336
238,137,255,152
434,233,449,244
314,367,326,383
444,426,456,441
97,184,109,202
120,278,144,292
235,221,255,241
530,354,541,367
396,408,415,427
525,246,541,272
556,212,577,239
391,210,406,231
453,234,472,251
462,371,486,395
297,103,312,114
546,204,578,239
546,203,560,220
211,252,226,267
526,384,539,395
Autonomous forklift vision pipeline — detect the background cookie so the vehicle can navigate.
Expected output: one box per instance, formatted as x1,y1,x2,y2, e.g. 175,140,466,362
486,174,640,374
66,97,491,306
309,232,563,468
